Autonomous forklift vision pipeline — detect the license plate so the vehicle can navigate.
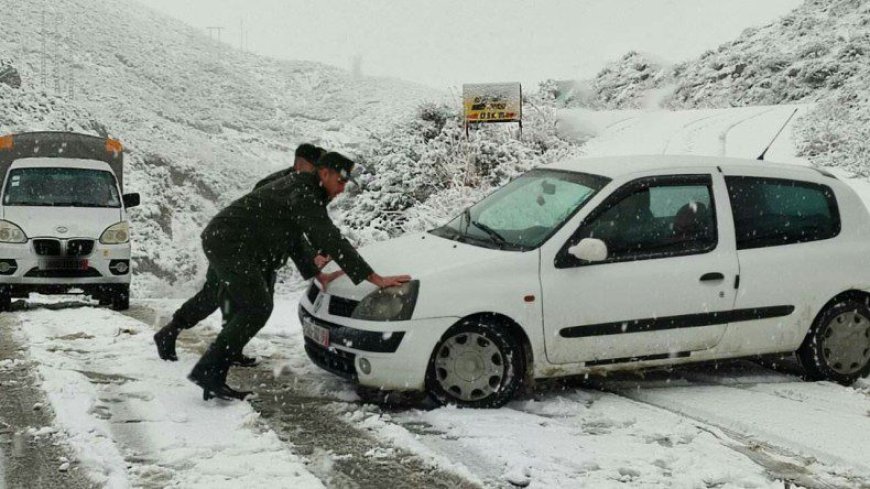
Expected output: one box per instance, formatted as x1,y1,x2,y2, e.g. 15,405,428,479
302,316,330,347
38,259,88,270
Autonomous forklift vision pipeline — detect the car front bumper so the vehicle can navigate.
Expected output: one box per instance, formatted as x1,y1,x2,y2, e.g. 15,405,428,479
298,303,458,391
0,240,131,291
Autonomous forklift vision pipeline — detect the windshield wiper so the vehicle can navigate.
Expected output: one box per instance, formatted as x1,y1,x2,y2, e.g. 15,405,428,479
469,219,508,247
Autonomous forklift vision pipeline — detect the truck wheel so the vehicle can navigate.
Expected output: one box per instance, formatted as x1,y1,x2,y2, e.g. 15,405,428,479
110,285,130,311
798,298,870,385
425,319,524,408
0,286,11,312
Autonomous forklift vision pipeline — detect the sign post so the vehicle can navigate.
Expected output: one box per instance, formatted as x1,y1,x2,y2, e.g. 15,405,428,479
462,82,523,138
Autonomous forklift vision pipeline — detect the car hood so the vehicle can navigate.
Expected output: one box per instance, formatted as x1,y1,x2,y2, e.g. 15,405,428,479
323,232,510,300
2,206,121,239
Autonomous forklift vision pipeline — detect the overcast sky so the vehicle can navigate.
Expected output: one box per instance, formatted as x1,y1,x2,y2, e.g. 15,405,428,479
144,0,800,90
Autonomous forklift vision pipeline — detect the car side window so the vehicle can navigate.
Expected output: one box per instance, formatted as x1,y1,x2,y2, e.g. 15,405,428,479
725,176,840,250
557,175,717,267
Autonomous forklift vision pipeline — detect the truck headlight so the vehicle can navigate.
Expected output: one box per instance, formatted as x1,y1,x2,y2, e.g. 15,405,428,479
352,280,419,321
0,220,27,243
100,221,129,244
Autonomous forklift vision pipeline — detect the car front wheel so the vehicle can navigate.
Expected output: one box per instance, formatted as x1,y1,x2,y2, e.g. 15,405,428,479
798,298,870,385
110,284,130,311
426,319,524,408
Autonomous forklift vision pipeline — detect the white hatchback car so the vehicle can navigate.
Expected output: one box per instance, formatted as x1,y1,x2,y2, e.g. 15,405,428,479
300,155,870,408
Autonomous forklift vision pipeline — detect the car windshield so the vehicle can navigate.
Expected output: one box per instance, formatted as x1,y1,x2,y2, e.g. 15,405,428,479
431,169,610,250
3,167,121,208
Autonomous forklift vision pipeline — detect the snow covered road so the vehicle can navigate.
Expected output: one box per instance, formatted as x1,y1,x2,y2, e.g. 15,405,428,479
2,293,868,488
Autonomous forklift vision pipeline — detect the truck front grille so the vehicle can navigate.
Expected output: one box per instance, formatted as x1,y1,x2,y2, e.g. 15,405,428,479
33,239,61,256
67,239,94,256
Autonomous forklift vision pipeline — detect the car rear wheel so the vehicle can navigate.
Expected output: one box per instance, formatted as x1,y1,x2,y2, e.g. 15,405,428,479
798,298,870,385
426,319,524,408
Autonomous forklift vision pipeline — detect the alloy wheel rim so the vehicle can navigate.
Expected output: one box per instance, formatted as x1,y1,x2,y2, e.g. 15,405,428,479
822,310,870,375
434,332,506,402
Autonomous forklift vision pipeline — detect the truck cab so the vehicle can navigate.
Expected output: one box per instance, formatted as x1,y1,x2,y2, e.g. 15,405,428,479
0,132,140,311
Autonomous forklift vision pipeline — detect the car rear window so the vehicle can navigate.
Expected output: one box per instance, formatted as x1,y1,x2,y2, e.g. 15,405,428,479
725,176,840,250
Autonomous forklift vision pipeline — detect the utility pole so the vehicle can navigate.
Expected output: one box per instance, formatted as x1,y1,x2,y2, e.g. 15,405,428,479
41,7,46,90
239,19,244,51
206,26,225,44
53,13,60,94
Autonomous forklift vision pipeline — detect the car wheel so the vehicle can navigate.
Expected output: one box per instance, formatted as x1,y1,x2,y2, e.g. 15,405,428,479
798,298,870,385
110,285,130,311
426,319,524,408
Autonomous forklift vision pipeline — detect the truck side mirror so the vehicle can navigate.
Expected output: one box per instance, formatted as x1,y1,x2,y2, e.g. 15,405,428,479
568,238,608,262
123,193,140,208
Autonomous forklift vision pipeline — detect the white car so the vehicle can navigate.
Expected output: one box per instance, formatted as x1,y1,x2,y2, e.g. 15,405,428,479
0,132,139,311
300,155,870,408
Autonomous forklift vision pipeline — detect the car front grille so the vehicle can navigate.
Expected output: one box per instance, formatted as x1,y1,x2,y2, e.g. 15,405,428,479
306,283,319,304
33,239,61,256
304,338,357,380
32,239,95,257
67,239,94,256
328,296,359,318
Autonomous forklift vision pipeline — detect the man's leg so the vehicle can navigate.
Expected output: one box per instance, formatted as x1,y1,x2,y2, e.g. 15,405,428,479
188,259,273,401
154,267,221,361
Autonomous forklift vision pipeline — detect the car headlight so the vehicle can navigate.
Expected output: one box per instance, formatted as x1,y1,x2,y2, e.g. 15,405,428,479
0,220,27,243
352,280,420,321
100,221,129,244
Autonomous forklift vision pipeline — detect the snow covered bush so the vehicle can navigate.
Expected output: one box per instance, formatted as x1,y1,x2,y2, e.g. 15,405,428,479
333,86,580,245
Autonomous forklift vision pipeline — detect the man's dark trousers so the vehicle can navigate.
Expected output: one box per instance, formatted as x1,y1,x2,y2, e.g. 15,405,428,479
171,266,277,331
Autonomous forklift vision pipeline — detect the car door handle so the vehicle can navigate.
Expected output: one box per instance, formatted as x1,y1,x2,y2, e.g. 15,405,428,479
700,272,725,282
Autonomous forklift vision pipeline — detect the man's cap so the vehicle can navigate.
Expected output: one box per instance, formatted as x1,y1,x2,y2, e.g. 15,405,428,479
317,152,359,185
295,143,322,164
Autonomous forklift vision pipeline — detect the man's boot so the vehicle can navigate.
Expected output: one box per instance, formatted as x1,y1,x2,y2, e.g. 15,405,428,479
231,353,259,367
188,344,252,401
154,321,181,361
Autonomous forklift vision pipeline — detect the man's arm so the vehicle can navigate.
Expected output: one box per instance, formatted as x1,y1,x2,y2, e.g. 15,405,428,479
296,208,374,285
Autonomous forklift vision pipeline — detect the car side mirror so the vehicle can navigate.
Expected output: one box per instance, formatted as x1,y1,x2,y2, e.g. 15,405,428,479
123,193,140,208
568,238,608,262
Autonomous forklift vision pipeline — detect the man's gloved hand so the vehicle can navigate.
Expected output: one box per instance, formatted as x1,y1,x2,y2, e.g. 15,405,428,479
315,270,345,291
367,273,412,288
313,254,332,270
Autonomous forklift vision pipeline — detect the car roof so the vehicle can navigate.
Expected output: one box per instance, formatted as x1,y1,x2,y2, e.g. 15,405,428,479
548,154,824,180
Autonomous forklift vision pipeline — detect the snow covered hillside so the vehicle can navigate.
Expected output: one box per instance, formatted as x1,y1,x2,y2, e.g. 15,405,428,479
558,0,870,176
0,0,444,296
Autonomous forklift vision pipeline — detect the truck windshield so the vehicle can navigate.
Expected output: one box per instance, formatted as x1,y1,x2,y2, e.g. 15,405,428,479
431,169,611,251
2,167,121,208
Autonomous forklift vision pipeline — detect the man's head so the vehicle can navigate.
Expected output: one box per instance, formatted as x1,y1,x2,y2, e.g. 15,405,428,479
316,152,356,200
294,143,325,173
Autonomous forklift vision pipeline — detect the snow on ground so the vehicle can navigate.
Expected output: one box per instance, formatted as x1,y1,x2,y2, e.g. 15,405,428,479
12,304,323,489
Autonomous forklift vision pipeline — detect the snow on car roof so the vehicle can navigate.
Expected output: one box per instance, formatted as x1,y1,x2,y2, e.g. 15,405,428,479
9,157,114,172
549,154,823,179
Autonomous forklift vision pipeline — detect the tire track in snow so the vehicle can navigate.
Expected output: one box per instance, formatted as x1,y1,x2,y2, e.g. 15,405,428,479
0,310,93,489
661,112,728,155
124,304,485,489
589,362,870,489
717,106,779,156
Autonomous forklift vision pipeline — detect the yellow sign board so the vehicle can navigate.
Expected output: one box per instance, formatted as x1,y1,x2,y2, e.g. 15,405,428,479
463,83,522,124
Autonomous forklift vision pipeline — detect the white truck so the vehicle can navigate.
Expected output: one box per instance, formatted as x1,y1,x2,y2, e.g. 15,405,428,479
0,131,140,311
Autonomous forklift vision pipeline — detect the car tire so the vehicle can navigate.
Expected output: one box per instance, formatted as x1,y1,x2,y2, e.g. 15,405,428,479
425,319,524,408
798,298,870,385
0,286,11,312
110,285,130,311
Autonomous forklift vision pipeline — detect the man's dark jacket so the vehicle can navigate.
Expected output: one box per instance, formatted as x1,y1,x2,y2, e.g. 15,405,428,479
254,167,295,190
201,172,373,284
